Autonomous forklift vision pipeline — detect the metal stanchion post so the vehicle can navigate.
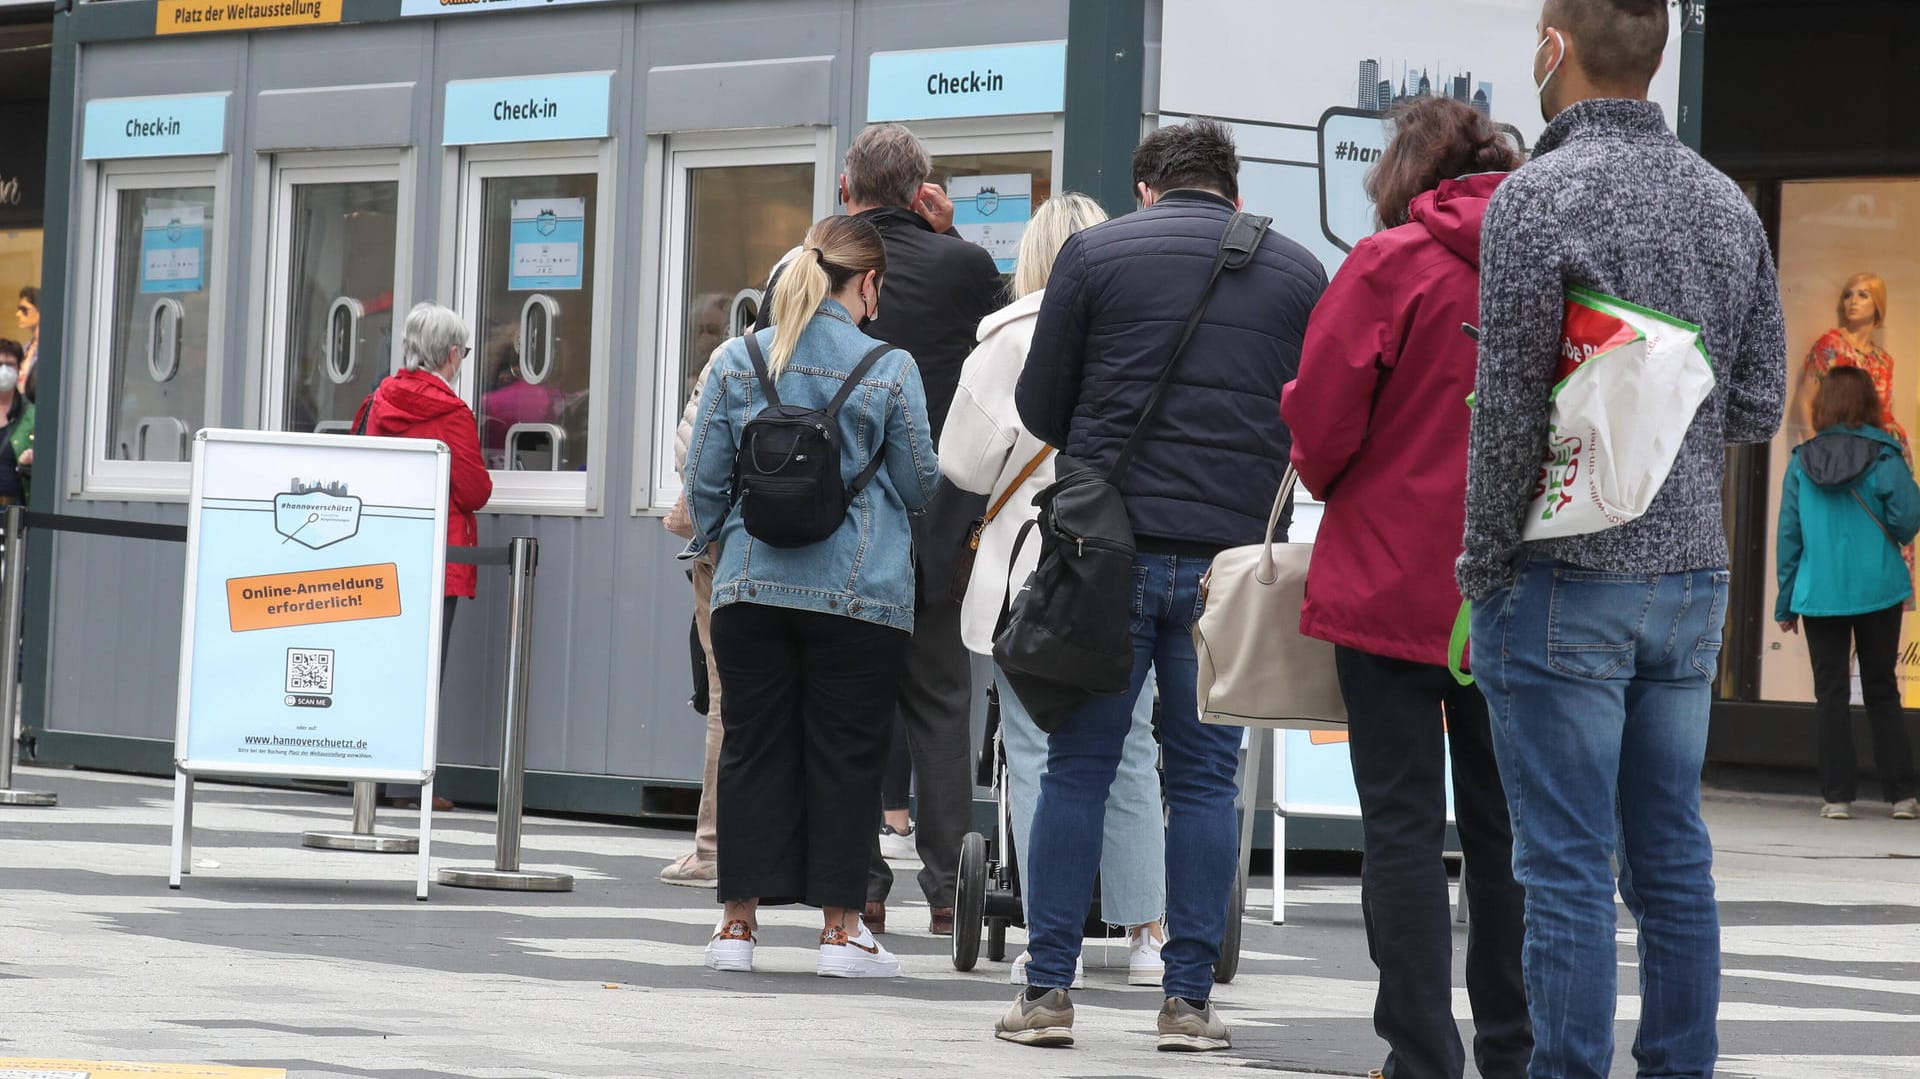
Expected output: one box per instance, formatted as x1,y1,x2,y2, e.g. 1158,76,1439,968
0,505,54,807
439,537,571,892
302,780,418,853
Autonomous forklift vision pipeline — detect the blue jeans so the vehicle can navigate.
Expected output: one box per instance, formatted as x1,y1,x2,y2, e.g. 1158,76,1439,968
999,665,1165,929
1471,558,1728,1079
1024,553,1241,1001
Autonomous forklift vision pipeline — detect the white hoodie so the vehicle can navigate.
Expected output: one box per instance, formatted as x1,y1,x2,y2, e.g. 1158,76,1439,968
939,289,1056,655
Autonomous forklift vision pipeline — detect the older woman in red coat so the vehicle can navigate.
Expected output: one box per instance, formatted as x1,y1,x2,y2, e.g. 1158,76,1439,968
353,302,493,809
1280,97,1529,1079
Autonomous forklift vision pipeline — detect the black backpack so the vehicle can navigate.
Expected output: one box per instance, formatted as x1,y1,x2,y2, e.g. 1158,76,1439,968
993,212,1272,732
733,332,893,548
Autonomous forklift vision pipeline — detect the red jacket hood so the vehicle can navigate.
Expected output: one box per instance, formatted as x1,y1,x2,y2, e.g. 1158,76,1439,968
1406,172,1507,269
370,369,468,424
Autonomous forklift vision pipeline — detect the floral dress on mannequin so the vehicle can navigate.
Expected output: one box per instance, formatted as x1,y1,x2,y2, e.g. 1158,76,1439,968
1806,327,1914,607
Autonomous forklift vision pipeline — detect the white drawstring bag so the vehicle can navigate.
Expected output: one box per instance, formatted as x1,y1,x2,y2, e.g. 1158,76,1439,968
1522,287,1715,540
1193,467,1346,730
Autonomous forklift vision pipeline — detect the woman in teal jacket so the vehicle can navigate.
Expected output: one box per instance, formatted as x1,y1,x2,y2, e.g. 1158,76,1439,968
1777,366,1920,820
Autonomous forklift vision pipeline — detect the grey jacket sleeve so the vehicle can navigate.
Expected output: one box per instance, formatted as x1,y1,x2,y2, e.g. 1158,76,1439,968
1723,239,1789,445
1457,182,1562,601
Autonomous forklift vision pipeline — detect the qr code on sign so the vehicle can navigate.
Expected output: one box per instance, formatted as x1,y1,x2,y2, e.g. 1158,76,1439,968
286,648,335,695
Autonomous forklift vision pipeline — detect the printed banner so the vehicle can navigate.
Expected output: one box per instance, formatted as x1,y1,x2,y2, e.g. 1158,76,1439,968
156,0,343,35
177,432,448,780
948,173,1032,274
508,197,586,291
141,203,205,294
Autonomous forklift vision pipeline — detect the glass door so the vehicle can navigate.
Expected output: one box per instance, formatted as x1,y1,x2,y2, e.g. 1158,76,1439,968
264,155,406,435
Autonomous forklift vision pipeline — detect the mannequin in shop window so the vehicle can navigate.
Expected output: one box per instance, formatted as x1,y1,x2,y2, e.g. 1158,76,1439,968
1800,273,1909,458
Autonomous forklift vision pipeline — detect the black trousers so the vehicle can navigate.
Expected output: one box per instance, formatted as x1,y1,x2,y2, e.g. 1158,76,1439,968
1805,604,1917,805
881,714,913,813
866,597,974,908
711,601,912,909
1336,646,1531,1079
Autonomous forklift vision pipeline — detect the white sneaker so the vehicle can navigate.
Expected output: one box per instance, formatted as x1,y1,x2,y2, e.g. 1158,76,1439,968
1009,950,1085,988
818,922,901,978
879,823,917,861
704,918,754,973
1128,925,1167,986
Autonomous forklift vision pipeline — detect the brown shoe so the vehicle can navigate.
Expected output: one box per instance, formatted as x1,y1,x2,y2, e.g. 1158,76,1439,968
930,907,955,936
863,901,887,935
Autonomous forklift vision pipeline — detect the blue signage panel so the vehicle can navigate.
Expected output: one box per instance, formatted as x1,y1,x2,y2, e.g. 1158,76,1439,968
508,197,586,291
867,42,1066,122
177,432,449,782
82,94,228,160
140,202,207,294
443,73,612,146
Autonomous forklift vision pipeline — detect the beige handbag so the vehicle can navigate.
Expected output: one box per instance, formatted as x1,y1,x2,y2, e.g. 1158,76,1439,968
1193,466,1347,730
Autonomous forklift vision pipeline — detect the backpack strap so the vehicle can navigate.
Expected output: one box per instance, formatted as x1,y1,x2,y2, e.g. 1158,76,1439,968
836,344,897,499
1108,211,1272,487
742,333,782,408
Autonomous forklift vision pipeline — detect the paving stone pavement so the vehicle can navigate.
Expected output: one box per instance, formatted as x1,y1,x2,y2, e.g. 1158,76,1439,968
2,764,1918,1078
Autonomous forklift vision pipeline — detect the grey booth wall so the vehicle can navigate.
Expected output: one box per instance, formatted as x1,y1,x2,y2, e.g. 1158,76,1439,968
40,0,1081,816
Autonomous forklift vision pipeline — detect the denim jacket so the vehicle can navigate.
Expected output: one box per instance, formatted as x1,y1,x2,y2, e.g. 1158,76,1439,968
684,301,940,631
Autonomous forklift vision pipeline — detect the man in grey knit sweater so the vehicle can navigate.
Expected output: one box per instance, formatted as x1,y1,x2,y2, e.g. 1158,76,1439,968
1459,2,1785,1077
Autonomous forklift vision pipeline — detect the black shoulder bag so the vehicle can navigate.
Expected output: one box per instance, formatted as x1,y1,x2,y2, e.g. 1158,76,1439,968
992,212,1272,732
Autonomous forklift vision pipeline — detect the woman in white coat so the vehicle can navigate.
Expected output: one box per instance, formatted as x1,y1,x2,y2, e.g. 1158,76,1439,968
940,193,1167,987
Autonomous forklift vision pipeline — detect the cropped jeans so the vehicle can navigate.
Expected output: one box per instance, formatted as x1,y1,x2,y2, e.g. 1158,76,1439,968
1023,552,1240,1001
1471,558,1729,1079
998,664,1165,929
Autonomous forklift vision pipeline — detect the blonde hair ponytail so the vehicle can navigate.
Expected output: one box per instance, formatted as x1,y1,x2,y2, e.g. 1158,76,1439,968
764,216,889,375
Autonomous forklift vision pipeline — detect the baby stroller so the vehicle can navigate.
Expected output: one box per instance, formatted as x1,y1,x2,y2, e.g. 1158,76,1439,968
951,685,1245,983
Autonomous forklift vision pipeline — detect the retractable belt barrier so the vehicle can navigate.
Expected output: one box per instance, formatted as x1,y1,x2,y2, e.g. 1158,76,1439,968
1,503,566,898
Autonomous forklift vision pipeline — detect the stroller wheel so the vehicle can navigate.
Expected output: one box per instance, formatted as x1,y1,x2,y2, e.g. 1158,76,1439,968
986,916,1007,963
953,832,987,971
1213,867,1245,984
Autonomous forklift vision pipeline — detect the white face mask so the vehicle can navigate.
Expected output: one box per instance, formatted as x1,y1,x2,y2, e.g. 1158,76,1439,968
1534,30,1566,101
0,366,18,393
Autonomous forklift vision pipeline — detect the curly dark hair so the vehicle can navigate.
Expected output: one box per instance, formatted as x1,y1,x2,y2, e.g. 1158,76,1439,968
1132,118,1239,202
1366,98,1524,230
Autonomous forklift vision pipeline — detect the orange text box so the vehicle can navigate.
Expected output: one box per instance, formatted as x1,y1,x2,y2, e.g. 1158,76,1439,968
226,563,401,632
157,0,343,35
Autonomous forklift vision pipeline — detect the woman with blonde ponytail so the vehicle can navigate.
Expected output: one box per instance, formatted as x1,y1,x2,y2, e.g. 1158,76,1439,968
682,214,941,980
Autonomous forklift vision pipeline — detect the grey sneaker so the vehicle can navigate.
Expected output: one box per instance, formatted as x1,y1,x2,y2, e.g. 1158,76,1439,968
1893,798,1918,820
994,989,1074,1047
1821,802,1853,820
1157,997,1230,1052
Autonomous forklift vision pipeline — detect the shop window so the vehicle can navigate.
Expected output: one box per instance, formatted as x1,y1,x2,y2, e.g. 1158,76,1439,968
82,163,223,496
648,135,829,506
1760,178,1920,704
453,146,611,513
265,157,404,435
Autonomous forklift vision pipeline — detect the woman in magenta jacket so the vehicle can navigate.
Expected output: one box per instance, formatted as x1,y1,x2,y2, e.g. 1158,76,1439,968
1280,98,1530,1079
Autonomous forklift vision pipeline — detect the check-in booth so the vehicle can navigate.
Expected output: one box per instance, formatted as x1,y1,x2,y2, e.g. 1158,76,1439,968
33,0,1118,819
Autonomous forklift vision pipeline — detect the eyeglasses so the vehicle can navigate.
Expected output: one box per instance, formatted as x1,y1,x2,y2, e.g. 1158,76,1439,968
460,346,472,359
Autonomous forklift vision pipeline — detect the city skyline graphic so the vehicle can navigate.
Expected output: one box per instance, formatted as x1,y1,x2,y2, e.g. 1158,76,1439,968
1356,58,1493,117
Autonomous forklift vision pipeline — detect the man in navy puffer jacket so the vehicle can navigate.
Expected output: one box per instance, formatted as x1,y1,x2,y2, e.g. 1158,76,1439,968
997,118,1325,1054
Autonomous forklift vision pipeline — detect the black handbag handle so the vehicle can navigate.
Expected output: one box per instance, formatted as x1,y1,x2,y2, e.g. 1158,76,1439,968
1108,211,1272,486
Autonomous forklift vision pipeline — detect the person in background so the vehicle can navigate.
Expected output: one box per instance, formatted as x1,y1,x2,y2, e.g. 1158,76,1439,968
1283,97,1530,1079
839,123,1003,937
353,303,494,813
1776,366,1920,822
684,214,939,979
1001,118,1326,1052
1460,2,1787,1075
0,340,34,504
16,287,39,396
941,192,1169,989
658,346,724,888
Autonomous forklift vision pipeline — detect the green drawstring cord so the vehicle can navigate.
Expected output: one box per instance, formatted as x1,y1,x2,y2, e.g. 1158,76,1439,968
1447,600,1475,687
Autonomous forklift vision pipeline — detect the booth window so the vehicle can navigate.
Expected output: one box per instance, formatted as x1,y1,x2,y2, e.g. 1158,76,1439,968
452,144,611,513
83,164,223,495
649,135,828,506
265,155,406,436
